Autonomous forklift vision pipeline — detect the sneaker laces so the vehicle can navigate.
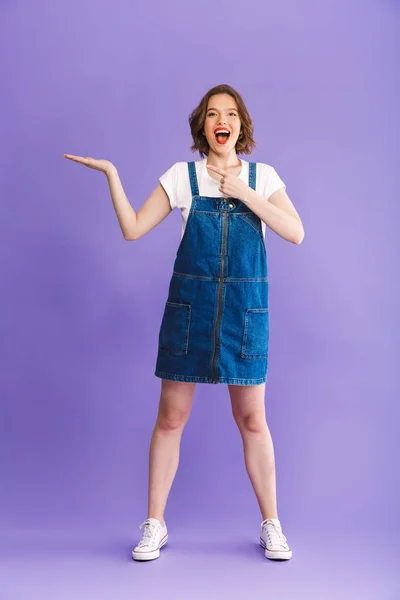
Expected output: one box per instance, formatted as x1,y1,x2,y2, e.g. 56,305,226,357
137,519,160,547
264,520,288,549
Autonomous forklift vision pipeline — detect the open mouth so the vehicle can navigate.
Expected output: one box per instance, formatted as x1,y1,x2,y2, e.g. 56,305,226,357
214,131,231,145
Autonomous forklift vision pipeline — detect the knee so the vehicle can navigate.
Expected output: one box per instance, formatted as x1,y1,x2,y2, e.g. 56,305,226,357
157,409,189,432
234,412,267,434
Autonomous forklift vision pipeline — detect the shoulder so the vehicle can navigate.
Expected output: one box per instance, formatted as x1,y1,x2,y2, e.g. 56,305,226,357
256,162,278,177
256,162,285,185
159,161,190,182
255,162,286,197
161,161,189,173
241,160,277,178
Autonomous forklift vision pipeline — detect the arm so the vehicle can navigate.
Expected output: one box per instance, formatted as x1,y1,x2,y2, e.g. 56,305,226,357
106,165,172,241
206,164,304,245
242,187,305,245
63,154,173,241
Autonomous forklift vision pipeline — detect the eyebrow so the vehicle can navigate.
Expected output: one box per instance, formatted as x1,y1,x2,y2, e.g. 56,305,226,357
206,107,238,112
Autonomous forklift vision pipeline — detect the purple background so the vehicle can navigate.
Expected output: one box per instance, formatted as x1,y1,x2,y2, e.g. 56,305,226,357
1,0,398,598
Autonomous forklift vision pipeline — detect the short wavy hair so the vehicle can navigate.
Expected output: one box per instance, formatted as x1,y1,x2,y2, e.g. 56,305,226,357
189,84,256,158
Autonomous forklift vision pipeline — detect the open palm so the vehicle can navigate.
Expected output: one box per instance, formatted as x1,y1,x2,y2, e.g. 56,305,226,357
63,154,114,174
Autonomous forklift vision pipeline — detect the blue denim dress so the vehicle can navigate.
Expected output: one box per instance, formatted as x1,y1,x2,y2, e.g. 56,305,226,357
155,161,269,385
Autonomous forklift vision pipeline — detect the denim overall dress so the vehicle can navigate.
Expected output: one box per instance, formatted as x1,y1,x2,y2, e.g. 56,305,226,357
155,161,269,385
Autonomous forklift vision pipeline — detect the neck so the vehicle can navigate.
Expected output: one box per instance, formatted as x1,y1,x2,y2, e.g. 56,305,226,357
205,150,241,169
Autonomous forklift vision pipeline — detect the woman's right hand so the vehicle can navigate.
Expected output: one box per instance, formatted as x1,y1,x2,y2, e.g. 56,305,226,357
63,154,115,175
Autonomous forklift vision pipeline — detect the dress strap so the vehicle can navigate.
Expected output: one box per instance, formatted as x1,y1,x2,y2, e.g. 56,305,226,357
187,162,199,197
248,162,257,191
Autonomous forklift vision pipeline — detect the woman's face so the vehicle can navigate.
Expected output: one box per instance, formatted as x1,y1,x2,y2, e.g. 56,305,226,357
203,94,241,153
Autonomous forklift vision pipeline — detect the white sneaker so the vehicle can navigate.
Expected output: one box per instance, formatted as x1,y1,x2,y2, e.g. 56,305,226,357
132,517,168,561
260,518,292,560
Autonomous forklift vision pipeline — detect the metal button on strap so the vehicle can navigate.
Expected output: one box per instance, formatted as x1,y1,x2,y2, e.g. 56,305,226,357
228,202,235,209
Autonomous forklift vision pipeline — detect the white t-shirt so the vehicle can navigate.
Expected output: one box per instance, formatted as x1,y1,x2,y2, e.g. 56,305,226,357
159,157,286,239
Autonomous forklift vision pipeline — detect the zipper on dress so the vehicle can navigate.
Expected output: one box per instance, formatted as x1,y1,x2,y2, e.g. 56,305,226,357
211,209,227,384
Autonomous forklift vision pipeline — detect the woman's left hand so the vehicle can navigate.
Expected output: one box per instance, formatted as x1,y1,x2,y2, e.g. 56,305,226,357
207,165,251,202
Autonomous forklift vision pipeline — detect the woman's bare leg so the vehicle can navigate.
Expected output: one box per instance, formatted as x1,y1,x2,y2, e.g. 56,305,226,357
147,379,196,524
228,383,278,520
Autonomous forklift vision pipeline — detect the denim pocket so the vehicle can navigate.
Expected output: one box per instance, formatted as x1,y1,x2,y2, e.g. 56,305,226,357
241,308,269,358
240,213,262,236
159,301,191,355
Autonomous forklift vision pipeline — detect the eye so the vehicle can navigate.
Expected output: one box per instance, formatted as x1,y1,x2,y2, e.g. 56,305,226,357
206,111,237,117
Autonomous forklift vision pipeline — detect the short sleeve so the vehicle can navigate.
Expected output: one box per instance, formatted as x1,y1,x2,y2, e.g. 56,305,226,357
263,165,286,201
159,162,178,210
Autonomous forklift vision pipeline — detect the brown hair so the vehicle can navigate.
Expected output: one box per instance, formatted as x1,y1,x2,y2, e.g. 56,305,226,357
188,84,256,158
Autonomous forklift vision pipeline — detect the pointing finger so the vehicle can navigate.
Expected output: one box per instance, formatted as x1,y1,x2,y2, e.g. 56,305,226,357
206,164,226,177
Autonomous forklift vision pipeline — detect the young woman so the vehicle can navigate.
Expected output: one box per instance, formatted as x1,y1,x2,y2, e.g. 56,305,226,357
64,83,304,562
